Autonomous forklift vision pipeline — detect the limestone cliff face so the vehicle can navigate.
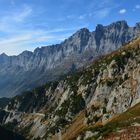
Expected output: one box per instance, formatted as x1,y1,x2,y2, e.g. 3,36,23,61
1,37,140,140
0,20,140,97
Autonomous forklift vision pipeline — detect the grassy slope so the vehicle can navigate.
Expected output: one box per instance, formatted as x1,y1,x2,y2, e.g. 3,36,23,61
69,102,140,140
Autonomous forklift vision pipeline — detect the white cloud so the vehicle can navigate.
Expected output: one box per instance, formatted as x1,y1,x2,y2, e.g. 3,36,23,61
119,9,126,14
136,5,140,9
78,15,86,20
132,4,140,11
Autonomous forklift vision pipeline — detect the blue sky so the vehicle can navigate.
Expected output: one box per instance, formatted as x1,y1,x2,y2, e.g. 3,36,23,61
0,0,139,55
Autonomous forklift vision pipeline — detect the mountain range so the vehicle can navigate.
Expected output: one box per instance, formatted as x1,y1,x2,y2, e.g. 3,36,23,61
0,34,140,140
0,20,140,97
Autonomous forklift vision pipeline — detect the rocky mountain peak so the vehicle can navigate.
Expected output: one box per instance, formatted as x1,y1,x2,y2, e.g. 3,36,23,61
0,53,8,57
19,51,33,57
95,24,104,32
110,20,128,28
136,22,140,30
76,28,90,33
0,53,9,64
95,21,129,32
71,28,90,39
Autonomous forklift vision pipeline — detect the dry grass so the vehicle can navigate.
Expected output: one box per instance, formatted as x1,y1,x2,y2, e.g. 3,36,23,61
62,111,85,140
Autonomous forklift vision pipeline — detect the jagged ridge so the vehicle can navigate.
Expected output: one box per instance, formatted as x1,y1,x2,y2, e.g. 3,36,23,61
0,20,140,97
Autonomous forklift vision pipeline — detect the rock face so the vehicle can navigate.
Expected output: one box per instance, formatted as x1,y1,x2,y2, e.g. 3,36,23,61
1,36,140,140
0,20,140,97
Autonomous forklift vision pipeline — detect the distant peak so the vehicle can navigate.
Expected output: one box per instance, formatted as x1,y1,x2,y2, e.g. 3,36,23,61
69,28,90,40
95,20,129,32
20,50,33,55
110,20,128,28
95,24,104,31
96,24,104,28
136,22,140,28
75,28,90,35
79,28,90,32
0,53,8,57
95,24,105,35
115,20,127,24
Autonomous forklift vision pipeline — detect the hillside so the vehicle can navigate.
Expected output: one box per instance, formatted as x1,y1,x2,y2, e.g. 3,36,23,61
0,35,140,140
74,101,140,140
102,102,140,139
0,20,140,97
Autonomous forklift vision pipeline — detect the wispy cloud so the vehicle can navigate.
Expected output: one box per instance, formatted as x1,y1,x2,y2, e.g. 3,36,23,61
93,8,112,18
132,4,140,11
87,0,118,19
0,34,32,46
78,15,86,20
13,5,32,22
119,9,127,14
65,0,116,21
0,5,32,32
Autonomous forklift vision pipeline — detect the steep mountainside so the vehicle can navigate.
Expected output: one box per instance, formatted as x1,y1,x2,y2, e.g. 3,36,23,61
0,20,140,97
0,36,140,140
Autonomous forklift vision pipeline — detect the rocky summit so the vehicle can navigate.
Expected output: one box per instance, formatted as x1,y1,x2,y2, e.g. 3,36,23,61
0,20,140,97
0,35,140,140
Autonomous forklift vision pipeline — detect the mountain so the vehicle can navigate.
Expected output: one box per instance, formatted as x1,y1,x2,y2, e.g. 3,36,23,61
0,36,140,140
0,20,140,97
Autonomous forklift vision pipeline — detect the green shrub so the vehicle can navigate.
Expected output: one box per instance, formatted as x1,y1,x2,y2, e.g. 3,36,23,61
102,107,107,114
